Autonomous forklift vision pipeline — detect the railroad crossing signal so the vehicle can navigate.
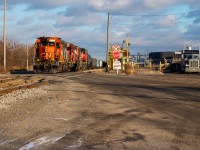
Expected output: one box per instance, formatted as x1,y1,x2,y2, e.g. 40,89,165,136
112,45,120,51
112,45,120,59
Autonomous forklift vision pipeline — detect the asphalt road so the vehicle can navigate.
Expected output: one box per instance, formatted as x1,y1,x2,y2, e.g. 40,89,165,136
0,71,200,150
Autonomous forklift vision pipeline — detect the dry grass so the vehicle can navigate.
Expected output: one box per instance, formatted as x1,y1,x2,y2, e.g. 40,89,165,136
124,64,135,75
0,65,11,74
0,66,22,73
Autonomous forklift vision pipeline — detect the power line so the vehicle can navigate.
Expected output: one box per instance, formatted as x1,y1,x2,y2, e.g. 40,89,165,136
110,20,193,26
111,10,200,17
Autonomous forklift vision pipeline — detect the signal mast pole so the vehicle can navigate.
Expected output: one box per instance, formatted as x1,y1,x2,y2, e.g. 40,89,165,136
126,34,130,64
3,0,6,72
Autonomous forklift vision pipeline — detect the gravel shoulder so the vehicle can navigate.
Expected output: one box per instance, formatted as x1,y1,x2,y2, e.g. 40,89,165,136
0,72,200,150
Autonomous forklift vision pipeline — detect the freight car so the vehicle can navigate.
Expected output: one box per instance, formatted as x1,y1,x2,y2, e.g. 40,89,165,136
87,55,97,69
33,36,89,73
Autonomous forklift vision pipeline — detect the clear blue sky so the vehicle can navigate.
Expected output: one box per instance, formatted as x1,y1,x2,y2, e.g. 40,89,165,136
0,0,200,60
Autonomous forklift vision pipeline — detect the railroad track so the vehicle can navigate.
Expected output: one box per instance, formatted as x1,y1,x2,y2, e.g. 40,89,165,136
0,75,48,96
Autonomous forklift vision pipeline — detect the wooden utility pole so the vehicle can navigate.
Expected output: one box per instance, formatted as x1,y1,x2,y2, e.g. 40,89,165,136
26,32,29,70
106,12,110,71
3,0,6,72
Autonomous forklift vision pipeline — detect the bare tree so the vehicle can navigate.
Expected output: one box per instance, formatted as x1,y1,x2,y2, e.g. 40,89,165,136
0,39,35,72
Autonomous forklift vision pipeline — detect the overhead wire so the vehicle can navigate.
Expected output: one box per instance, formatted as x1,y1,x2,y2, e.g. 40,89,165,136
110,20,193,26
111,10,200,17
109,10,198,27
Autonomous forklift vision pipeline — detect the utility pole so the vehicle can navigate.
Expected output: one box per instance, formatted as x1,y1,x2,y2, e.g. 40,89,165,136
126,34,130,64
26,32,29,70
106,12,110,71
3,0,6,72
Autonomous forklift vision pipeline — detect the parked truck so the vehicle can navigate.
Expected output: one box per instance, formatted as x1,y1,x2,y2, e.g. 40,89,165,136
164,48,200,73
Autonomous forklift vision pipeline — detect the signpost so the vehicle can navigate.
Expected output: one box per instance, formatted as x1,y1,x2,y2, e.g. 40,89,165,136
113,60,121,74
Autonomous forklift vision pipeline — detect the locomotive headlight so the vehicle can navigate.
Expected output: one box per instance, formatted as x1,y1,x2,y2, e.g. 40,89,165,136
49,39,55,42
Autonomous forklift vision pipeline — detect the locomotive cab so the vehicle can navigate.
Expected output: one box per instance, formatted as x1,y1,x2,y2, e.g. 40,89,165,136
33,37,63,73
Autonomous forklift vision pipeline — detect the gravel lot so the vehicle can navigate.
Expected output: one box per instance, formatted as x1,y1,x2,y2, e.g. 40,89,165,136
0,72,200,150
0,87,49,110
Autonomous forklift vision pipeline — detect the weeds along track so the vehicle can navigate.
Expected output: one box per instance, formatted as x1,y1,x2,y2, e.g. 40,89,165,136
0,75,48,96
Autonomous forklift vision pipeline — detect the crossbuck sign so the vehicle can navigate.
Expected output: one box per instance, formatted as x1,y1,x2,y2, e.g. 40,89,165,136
112,45,121,59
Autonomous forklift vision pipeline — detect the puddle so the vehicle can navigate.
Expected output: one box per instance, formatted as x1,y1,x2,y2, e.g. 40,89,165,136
19,135,64,150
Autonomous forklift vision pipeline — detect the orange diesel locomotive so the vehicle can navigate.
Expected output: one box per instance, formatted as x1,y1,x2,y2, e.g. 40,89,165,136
33,36,88,73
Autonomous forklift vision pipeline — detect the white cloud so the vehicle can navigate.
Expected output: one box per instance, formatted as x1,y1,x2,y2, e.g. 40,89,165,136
156,15,177,28
0,0,200,60
144,0,176,9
